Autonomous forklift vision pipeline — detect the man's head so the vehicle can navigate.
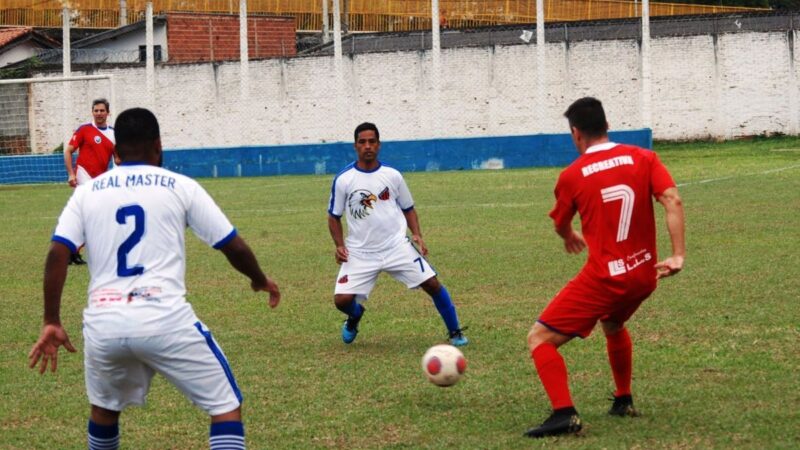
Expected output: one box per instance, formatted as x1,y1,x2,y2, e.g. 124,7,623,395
114,108,162,166
92,98,110,127
353,122,380,166
564,97,609,153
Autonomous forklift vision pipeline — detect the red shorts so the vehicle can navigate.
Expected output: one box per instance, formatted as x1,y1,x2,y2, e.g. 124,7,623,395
537,274,656,338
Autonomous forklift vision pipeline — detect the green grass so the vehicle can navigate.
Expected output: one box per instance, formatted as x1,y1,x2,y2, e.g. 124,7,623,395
1,137,799,449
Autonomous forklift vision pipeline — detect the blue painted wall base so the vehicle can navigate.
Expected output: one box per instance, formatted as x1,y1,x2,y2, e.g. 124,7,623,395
0,130,651,184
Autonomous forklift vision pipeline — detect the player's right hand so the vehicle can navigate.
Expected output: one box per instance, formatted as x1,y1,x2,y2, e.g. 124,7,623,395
335,246,349,264
563,231,587,254
252,277,281,308
28,323,76,374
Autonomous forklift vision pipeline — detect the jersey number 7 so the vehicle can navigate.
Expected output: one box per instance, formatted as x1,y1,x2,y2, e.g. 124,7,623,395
601,184,634,243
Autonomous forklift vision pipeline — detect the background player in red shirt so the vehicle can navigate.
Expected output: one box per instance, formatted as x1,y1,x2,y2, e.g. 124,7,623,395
63,98,118,265
64,98,117,188
524,97,686,438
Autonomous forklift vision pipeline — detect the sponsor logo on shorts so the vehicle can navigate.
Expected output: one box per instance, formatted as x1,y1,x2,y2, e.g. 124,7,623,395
338,275,349,284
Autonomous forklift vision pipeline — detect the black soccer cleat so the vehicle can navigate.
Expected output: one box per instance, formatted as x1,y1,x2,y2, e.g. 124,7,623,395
608,394,640,417
524,408,582,438
69,253,87,265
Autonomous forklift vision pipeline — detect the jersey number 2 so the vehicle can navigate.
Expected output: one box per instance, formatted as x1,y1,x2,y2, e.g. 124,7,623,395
601,184,634,242
116,205,145,277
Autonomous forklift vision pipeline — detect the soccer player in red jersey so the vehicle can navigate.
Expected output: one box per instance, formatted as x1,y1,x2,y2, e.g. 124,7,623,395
64,98,117,188
63,98,118,265
524,97,686,438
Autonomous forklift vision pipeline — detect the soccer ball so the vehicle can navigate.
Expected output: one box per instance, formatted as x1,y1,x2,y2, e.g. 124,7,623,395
421,344,466,387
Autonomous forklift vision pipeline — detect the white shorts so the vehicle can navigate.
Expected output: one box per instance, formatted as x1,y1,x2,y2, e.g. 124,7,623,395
334,238,436,299
76,165,92,185
83,321,242,416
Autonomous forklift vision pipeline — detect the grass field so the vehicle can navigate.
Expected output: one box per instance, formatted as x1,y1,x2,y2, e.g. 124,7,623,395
1,137,799,449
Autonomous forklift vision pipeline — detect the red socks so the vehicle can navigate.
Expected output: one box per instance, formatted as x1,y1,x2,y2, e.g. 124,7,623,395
532,329,632,410
605,328,633,397
531,343,574,410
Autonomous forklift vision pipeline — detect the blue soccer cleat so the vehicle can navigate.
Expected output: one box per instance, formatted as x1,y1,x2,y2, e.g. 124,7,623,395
341,319,358,344
341,308,364,344
448,328,469,347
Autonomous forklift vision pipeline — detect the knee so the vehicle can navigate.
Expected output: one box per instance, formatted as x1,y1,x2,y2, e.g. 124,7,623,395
601,321,625,336
527,325,546,351
334,294,355,309
211,407,242,423
421,277,441,296
90,405,120,425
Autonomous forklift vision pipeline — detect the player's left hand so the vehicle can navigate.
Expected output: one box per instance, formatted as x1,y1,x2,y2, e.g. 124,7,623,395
655,255,684,279
28,323,76,374
412,235,428,256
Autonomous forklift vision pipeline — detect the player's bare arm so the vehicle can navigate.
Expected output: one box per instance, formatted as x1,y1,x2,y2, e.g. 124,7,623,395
63,143,78,187
219,235,281,308
328,215,349,263
403,208,428,256
655,187,686,279
555,221,586,254
29,242,77,374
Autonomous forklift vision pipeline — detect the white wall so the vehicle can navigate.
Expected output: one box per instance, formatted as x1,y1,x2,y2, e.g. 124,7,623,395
27,30,800,153
1,41,41,67
74,23,168,63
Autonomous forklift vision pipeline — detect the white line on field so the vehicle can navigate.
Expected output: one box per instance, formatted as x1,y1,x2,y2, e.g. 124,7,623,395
676,163,800,187
225,201,539,216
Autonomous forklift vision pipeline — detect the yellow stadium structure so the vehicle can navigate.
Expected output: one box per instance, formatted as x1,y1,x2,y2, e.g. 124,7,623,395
1,0,767,31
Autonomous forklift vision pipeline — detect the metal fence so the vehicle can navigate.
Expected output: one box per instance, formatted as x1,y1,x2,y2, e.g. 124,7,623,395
1,0,767,30
300,12,800,56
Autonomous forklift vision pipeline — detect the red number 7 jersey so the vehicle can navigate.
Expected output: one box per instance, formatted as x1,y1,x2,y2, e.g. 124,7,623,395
549,143,676,285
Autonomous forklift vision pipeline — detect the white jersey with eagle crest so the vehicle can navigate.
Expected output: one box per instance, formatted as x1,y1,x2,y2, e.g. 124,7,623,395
52,163,236,339
328,162,414,252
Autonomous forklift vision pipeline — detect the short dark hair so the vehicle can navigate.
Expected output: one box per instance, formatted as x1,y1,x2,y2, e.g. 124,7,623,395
92,98,109,111
354,122,380,142
564,97,608,138
114,108,160,159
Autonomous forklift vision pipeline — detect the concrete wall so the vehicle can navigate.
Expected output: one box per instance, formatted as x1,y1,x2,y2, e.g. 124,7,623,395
26,29,800,153
0,129,651,184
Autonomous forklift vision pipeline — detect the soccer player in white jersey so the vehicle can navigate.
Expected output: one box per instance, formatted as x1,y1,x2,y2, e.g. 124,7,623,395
28,108,281,450
327,122,468,346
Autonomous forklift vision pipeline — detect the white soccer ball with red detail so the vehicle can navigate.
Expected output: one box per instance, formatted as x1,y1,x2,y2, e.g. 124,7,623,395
421,344,466,387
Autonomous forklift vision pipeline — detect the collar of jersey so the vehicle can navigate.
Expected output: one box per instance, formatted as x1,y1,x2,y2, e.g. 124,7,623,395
585,141,618,154
354,161,382,173
119,161,150,166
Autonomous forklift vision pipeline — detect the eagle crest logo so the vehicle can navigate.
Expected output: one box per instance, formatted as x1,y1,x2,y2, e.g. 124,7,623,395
348,189,377,219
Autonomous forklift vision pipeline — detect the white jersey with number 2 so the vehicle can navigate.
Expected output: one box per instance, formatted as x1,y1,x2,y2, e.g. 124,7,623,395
52,163,236,339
